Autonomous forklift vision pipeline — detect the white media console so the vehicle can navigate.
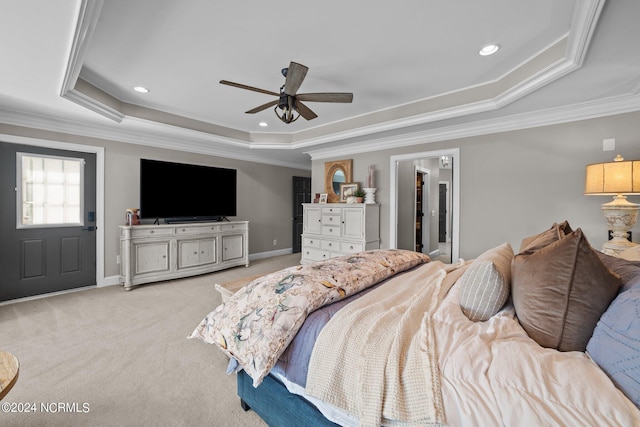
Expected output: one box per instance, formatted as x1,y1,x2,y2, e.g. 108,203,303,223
119,221,249,290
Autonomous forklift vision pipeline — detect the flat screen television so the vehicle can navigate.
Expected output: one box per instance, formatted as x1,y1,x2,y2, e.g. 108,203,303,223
140,159,237,222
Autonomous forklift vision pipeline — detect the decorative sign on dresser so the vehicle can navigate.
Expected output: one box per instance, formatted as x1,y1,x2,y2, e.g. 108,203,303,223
300,203,380,264
119,221,249,290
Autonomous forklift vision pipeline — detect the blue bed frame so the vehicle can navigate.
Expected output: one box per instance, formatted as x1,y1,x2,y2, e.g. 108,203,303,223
237,370,339,426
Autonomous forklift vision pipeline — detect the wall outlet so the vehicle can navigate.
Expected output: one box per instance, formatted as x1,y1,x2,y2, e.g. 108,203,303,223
273,239,278,246
116,255,121,264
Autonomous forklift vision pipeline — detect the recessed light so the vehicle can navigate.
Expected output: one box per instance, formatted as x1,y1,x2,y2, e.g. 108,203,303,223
479,44,500,56
259,121,268,127
133,86,149,93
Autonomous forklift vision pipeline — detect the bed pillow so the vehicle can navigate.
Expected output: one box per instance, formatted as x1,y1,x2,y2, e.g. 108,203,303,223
597,250,640,292
459,242,513,322
511,228,621,352
587,283,640,408
518,220,572,253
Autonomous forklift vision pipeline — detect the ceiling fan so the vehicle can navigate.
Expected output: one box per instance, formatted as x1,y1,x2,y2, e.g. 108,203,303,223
220,61,353,124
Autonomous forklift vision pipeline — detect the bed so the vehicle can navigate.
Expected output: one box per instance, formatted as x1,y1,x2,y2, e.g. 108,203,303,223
190,221,640,426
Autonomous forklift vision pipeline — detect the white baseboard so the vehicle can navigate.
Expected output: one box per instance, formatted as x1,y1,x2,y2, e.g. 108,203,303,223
249,248,294,261
99,275,121,287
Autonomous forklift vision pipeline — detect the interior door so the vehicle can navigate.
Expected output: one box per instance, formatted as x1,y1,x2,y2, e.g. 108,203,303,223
415,172,424,252
292,176,311,253
0,142,97,302
439,183,447,242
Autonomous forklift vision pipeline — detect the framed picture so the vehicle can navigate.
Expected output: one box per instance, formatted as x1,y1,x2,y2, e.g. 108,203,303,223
319,193,328,204
339,182,360,202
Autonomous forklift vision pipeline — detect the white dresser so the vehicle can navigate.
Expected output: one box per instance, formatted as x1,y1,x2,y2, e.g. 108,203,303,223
300,203,380,264
119,221,249,290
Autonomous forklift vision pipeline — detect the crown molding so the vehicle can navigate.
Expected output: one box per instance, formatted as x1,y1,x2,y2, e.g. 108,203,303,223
306,92,640,160
62,88,124,122
0,105,311,170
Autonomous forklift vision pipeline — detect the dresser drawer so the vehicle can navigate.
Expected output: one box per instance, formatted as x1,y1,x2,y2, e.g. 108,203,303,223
130,227,174,238
302,237,321,248
302,248,331,262
321,214,341,226
322,225,341,237
320,240,339,251
220,223,247,232
321,207,340,215
341,242,364,253
175,224,219,235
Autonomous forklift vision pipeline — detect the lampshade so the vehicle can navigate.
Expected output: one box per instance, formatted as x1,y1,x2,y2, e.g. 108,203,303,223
585,155,640,195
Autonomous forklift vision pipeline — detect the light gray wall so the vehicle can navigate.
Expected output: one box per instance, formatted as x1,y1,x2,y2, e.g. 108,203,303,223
312,111,640,259
0,125,310,278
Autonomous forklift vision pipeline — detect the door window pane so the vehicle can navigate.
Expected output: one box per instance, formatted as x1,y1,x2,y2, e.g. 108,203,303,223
17,153,84,227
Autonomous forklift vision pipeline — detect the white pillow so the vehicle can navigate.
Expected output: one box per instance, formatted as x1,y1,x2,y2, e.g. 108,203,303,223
459,243,514,322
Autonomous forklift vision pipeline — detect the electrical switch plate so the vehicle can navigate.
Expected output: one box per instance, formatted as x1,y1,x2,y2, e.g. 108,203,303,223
603,138,615,151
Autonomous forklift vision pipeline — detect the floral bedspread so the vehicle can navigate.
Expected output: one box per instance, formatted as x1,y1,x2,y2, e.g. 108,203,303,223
189,249,430,386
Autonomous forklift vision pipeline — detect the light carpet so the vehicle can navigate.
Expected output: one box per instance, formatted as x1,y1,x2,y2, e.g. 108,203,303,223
0,253,300,427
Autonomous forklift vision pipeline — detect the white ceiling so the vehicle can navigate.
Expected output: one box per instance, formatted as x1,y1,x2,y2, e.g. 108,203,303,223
1,0,640,169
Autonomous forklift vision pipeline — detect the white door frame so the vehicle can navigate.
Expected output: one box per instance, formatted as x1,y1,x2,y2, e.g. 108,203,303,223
1,134,106,286
390,148,460,261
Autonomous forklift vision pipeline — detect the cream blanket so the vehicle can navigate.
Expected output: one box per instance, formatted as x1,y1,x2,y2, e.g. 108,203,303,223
305,261,467,427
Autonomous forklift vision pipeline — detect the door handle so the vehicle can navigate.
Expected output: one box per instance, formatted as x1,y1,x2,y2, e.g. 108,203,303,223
82,226,96,231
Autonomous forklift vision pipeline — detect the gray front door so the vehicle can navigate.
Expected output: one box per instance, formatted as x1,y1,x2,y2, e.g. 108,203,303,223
0,142,97,302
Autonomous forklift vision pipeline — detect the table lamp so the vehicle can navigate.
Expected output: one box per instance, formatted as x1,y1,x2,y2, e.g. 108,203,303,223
585,155,640,255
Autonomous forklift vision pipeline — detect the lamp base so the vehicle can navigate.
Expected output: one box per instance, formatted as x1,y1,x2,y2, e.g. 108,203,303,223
602,239,638,257
600,195,639,256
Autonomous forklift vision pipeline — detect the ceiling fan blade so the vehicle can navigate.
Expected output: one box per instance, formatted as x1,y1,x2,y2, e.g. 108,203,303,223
283,62,308,95
245,100,279,114
296,93,353,103
295,100,318,121
220,80,279,97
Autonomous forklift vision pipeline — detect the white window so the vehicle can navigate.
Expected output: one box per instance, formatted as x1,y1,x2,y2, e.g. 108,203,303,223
17,153,84,228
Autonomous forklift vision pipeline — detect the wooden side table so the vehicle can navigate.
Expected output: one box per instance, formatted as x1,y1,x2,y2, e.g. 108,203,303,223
0,351,19,400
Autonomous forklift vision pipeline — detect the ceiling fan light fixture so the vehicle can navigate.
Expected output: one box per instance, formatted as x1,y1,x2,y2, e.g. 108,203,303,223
479,44,500,56
274,93,300,123
274,104,300,123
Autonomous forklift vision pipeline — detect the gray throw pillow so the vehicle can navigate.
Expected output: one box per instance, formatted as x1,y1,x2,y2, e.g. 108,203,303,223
459,242,514,322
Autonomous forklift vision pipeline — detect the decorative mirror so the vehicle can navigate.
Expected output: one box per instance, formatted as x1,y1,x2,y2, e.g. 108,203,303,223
324,159,353,203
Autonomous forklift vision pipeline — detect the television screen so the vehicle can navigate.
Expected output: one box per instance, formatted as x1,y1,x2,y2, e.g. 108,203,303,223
140,159,237,221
